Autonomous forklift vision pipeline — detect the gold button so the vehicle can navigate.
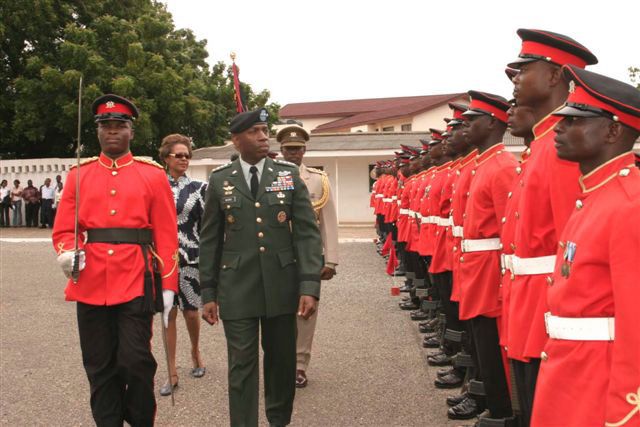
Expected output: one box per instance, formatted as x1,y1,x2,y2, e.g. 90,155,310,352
255,202,261,208
576,200,583,209
280,201,284,204
258,232,264,238
463,213,466,219
112,170,118,176
507,191,512,198
110,189,116,196
559,241,565,248
110,209,116,216
466,191,470,196
497,150,503,154
501,268,506,275
259,246,265,252
222,265,227,269
453,246,457,252
471,170,476,175
226,205,231,209
515,211,520,219
107,249,114,256
516,166,522,175
541,351,548,361
501,217,506,224
510,243,516,251
546,276,554,286
460,256,464,263
499,243,504,250
256,217,262,223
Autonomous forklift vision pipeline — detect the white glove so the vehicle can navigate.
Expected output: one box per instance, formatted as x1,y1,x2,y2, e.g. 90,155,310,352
162,290,176,328
56,250,86,279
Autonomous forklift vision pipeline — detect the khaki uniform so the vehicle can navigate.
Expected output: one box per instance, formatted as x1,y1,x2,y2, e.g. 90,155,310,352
296,163,339,372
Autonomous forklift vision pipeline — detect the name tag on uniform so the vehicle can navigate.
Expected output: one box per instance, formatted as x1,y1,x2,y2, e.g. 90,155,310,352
222,196,237,204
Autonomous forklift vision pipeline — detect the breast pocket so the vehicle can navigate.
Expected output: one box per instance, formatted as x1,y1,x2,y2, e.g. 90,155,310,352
267,192,292,227
221,196,243,230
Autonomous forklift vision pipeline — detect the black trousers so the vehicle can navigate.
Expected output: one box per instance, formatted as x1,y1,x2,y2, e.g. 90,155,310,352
223,314,297,427
25,202,39,227
0,205,9,226
511,358,541,427
77,297,156,427
469,316,512,418
432,271,463,332
41,199,53,227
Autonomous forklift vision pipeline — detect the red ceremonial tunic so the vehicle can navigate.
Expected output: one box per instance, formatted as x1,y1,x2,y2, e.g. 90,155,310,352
508,114,582,360
407,170,429,252
458,144,517,320
531,153,640,427
398,176,416,243
383,175,398,223
446,153,476,276
499,148,531,350
53,152,179,306
450,150,478,302
415,167,436,255
429,161,456,273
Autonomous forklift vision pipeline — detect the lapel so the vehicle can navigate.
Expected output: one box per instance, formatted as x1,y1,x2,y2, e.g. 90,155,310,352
227,159,252,200
256,157,276,201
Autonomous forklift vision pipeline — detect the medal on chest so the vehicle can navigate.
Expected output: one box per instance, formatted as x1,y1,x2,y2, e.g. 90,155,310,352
561,241,577,278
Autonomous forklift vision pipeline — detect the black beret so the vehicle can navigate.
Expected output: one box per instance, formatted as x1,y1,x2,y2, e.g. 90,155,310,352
229,108,269,134
92,94,139,122
508,29,598,69
554,65,640,132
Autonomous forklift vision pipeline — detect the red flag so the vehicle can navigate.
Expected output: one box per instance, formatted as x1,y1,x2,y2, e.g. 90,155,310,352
381,233,393,256
386,244,399,275
231,60,246,113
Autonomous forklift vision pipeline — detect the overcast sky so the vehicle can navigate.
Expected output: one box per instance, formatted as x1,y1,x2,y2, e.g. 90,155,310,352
163,0,639,107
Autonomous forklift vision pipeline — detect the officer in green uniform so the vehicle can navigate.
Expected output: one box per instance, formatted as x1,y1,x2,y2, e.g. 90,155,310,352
200,108,323,427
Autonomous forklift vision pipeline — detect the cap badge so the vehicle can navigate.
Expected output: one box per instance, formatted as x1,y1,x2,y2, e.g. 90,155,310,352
106,101,115,109
568,80,576,94
259,109,268,122
277,211,287,223
276,192,286,199
290,131,297,138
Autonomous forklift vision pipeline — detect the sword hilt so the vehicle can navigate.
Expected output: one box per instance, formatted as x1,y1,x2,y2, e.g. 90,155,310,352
71,250,80,284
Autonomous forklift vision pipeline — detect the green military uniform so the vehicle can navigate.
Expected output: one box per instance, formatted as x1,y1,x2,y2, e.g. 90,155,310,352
200,154,322,426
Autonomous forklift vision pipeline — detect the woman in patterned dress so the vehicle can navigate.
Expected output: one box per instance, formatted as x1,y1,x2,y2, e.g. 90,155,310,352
158,134,208,396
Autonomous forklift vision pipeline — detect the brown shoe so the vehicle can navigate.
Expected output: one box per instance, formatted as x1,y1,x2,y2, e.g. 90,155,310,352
295,370,307,388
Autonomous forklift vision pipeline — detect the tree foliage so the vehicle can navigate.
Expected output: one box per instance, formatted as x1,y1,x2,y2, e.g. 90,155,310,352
629,66,640,89
0,0,279,159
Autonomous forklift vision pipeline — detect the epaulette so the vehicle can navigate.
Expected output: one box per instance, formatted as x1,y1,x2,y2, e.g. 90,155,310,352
70,156,98,169
274,159,297,167
307,166,327,176
133,156,163,169
211,162,232,173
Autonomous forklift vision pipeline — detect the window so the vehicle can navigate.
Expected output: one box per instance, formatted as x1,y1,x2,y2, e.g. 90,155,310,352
401,124,412,131
382,126,394,132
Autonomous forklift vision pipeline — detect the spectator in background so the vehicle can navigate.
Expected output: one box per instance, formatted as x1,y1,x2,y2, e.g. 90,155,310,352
158,134,208,396
10,179,23,227
22,180,40,227
40,178,55,228
52,175,64,223
0,180,10,227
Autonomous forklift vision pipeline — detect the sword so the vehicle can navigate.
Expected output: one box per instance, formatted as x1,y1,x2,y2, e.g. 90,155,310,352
160,323,175,406
72,76,83,284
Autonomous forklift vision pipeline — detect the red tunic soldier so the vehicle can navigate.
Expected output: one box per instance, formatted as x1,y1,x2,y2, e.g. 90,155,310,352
531,66,640,427
53,94,178,426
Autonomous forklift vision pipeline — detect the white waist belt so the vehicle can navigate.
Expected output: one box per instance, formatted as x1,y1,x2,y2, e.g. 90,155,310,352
415,213,423,221
452,225,463,237
408,209,415,217
397,200,401,206
382,198,392,203
545,312,614,341
399,209,410,215
501,254,513,271
375,194,383,198
436,217,450,227
420,216,429,224
461,238,501,252
392,196,398,201
511,255,556,275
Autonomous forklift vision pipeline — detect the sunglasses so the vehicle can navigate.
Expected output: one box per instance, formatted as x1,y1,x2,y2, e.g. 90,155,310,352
167,153,191,160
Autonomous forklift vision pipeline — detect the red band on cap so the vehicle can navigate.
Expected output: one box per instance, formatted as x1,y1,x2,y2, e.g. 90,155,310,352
469,99,509,123
446,125,453,132
431,131,443,140
452,109,464,119
96,102,134,117
521,41,587,68
568,86,640,132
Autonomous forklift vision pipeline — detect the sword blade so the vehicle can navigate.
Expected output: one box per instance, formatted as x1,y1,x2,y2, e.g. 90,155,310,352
160,323,175,406
72,75,83,284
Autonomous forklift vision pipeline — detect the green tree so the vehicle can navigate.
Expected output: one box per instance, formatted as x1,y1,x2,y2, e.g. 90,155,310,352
0,0,278,159
629,66,640,89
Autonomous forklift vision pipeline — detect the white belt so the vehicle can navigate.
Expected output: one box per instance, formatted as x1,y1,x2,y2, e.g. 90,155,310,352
435,217,450,227
501,254,513,271
420,216,429,224
397,200,401,206
511,255,556,275
544,312,615,341
399,209,410,215
408,209,415,216
444,217,453,227
461,238,501,252
391,196,398,201
375,194,384,198
452,225,463,237
382,198,392,202
415,213,423,221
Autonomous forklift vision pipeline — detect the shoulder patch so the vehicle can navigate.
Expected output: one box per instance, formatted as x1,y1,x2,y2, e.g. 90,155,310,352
307,166,327,176
70,156,99,169
211,162,232,173
133,156,163,169
274,159,297,167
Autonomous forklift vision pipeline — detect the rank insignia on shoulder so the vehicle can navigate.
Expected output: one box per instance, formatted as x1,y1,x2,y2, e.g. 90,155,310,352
278,171,292,177
212,162,232,173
